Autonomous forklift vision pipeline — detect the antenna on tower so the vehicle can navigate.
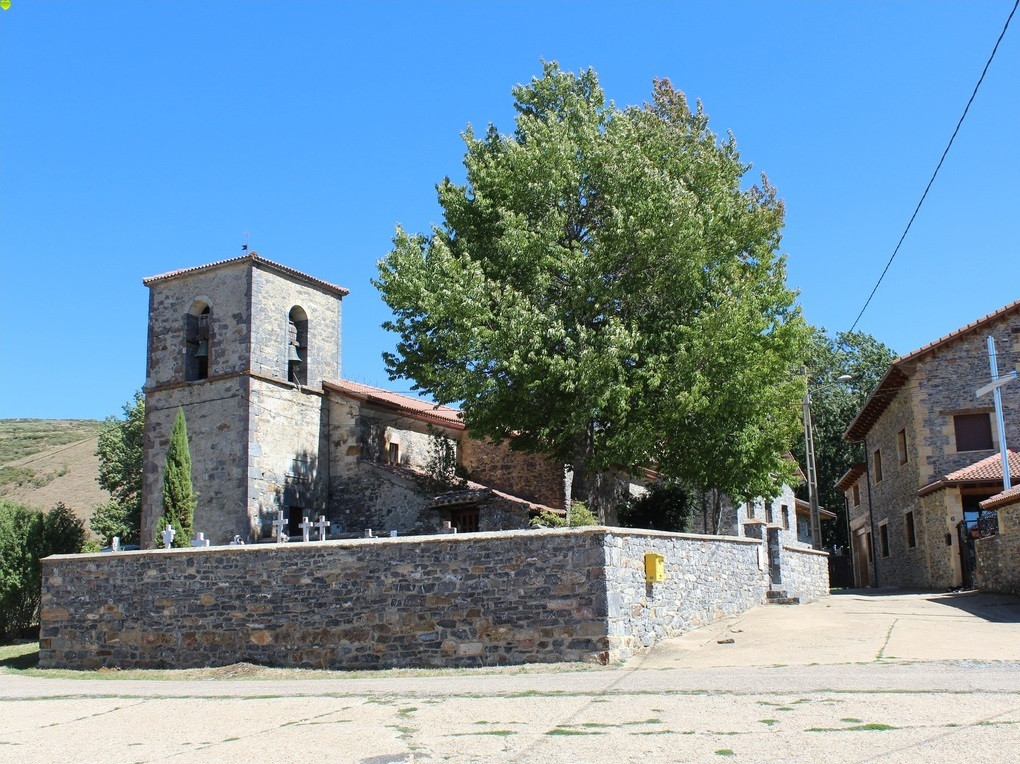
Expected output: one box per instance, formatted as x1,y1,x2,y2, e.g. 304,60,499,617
242,230,251,252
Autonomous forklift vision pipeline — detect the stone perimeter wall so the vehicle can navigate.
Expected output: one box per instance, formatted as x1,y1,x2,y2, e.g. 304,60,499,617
975,504,1020,595
779,545,831,603
39,528,829,671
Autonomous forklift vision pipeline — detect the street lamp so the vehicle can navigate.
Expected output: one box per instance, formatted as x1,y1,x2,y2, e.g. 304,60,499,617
804,374,852,550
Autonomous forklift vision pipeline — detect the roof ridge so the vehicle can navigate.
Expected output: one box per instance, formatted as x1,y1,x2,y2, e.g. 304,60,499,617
143,252,350,296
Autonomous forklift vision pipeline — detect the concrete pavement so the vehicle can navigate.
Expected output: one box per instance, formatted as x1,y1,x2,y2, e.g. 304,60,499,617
2,590,1019,763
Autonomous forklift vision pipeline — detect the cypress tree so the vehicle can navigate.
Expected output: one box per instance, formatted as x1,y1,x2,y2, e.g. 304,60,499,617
156,409,195,547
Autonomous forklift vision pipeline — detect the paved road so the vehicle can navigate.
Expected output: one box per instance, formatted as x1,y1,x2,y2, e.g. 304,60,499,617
2,590,1019,763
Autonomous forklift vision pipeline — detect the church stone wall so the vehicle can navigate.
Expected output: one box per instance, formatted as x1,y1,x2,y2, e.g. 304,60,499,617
141,378,250,546
249,265,342,388
39,528,825,670
247,380,331,539
460,437,566,509
144,263,253,389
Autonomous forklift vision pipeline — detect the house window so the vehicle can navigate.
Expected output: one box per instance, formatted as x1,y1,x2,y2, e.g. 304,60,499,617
954,413,993,452
288,306,308,386
852,483,860,507
873,449,883,483
388,442,400,465
765,501,774,524
746,501,755,519
897,429,908,465
781,505,790,530
879,522,890,558
905,511,916,548
185,303,210,381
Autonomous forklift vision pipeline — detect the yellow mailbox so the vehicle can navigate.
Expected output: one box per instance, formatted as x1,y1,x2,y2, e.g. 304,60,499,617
644,553,665,583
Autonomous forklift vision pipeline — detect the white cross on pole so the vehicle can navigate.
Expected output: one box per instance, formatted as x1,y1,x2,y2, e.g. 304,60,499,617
976,335,1017,492
315,515,329,541
272,509,288,543
300,516,312,542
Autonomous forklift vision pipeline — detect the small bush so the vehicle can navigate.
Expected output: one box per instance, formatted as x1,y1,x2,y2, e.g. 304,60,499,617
530,500,599,528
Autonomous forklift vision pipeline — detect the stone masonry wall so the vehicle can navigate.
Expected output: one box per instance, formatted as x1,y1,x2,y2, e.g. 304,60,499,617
460,436,566,510
779,545,830,602
141,377,249,547
39,528,830,670
975,503,1020,595
603,531,768,661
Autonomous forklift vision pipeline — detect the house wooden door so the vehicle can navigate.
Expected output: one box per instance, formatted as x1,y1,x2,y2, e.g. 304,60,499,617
854,532,870,588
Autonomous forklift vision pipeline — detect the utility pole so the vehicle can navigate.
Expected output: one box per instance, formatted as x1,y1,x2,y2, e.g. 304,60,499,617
803,392,823,550
976,334,1017,492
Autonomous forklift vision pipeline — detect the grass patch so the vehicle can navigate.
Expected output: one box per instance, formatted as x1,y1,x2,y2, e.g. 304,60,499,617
807,723,898,732
758,719,779,726
0,642,39,670
397,706,418,716
715,750,735,756
0,420,102,465
633,730,676,736
840,717,862,723
546,728,605,736
452,730,515,737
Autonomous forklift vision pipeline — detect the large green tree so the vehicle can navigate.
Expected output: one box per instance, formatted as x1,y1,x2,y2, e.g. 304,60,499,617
792,329,896,547
376,63,809,516
91,391,144,545
156,409,195,547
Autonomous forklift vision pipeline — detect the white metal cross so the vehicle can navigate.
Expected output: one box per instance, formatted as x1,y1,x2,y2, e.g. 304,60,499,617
300,516,313,543
272,509,288,543
315,515,329,541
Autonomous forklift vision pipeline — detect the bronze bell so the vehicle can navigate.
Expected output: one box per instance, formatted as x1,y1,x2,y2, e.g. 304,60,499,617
288,344,302,362
195,339,208,358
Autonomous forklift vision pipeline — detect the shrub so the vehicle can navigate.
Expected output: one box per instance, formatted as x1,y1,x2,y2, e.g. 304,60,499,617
0,500,87,642
530,500,600,529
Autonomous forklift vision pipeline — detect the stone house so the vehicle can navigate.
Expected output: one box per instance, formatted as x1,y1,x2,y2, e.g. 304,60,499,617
140,253,578,547
838,299,1020,589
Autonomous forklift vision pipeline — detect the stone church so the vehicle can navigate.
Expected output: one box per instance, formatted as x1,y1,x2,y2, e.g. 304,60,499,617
139,252,574,547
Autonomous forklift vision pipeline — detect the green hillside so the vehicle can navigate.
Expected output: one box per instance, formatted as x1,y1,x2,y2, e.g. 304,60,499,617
0,419,103,466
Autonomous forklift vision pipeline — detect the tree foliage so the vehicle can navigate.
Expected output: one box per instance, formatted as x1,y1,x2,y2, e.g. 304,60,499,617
791,329,896,547
530,500,599,529
156,409,195,547
376,63,809,514
617,481,693,533
0,500,87,642
91,391,144,545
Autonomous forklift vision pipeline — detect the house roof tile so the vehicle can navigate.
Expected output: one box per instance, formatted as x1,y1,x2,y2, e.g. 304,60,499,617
323,379,465,430
917,450,1020,497
844,298,1020,443
143,252,350,297
835,463,867,492
980,484,1020,511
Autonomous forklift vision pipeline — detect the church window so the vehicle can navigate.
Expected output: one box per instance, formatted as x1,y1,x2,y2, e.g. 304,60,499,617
388,442,400,465
185,302,210,381
288,306,308,385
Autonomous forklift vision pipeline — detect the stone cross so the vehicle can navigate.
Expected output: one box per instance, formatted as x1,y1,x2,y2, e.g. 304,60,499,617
300,516,312,543
191,532,210,547
272,509,288,543
314,515,329,541
364,528,374,538
161,525,176,549
111,536,121,552
229,535,245,546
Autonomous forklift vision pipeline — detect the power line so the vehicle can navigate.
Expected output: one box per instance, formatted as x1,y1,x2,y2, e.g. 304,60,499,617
847,0,1020,334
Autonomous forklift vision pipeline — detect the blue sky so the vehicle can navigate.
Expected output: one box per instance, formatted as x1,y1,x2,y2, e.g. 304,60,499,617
1,1,1018,420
